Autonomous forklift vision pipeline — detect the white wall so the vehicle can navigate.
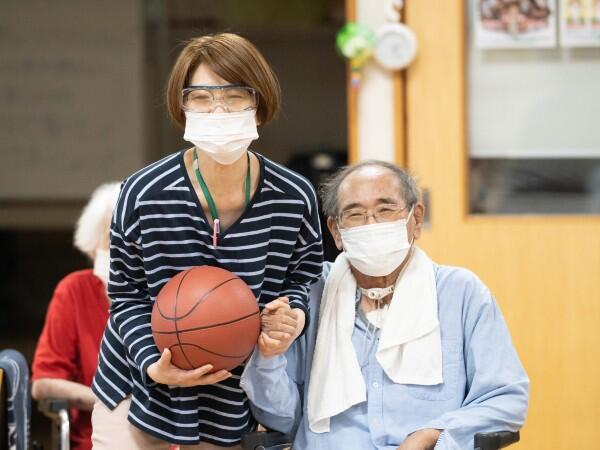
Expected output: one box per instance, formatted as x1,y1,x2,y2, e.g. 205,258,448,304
356,0,396,162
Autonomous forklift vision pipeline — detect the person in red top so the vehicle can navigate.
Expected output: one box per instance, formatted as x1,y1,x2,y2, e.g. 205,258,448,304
32,182,121,450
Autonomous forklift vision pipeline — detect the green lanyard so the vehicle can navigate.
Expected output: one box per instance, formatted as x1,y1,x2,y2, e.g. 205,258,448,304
193,147,251,245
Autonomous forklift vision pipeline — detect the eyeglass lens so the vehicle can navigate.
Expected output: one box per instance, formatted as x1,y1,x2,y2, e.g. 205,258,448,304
183,86,255,113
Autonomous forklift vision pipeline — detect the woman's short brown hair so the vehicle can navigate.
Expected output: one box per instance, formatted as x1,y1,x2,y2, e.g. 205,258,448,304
166,33,281,129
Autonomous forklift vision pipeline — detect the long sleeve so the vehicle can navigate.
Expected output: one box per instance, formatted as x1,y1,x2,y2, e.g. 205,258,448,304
32,278,78,381
241,345,305,435
107,188,161,387
425,288,530,450
279,188,323,328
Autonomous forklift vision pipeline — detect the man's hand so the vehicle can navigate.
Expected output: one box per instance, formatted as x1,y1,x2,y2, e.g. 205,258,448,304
258,297,305,357
397,428,441,450
147,348,232,387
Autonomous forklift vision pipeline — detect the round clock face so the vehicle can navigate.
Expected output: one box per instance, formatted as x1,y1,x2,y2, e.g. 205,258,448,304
374,23,418,70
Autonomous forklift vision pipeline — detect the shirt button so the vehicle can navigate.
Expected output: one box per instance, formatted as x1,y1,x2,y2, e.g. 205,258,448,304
372,381,379,388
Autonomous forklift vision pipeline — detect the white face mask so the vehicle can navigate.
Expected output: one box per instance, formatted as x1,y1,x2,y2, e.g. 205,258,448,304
93,249,110,286
183,109,259,165
339,206,414,277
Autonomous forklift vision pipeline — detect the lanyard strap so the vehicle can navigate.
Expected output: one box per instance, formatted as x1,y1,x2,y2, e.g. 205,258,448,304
193,148,251,222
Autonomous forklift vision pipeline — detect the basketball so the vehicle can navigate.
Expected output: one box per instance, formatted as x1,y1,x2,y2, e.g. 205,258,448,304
151,266,260,371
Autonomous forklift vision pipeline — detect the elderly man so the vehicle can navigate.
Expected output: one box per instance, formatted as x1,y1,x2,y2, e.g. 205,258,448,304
241,161,529,450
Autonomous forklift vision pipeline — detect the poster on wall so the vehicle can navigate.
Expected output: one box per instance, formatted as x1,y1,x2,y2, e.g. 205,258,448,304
474,0,558,48
560,0,600,47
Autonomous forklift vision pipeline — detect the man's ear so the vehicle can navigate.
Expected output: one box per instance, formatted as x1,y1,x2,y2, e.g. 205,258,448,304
412,202,425,240
327,216,343,251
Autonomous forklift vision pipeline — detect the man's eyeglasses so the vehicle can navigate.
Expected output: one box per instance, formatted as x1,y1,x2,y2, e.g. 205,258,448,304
338,204,409,228
182,84,257,113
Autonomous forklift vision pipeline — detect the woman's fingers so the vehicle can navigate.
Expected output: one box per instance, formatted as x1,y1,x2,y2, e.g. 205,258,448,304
190,364,215,377
261,314,297,333
199,370,232,385
263,320,296,335
158,348,172,367
262,313,297,326
147,349,173,384
150,353,234,387
176,366,232,387
263,297,290,313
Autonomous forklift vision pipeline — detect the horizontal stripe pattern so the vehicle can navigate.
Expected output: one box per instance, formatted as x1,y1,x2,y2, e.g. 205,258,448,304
92,150,323,445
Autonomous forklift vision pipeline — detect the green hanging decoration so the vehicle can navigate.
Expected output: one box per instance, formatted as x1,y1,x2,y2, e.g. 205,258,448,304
335,22,376,89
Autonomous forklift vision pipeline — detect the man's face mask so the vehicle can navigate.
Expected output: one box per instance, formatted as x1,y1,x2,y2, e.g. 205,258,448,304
339,206,415,277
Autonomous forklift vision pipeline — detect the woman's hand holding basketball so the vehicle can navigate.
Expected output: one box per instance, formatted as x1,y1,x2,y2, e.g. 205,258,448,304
258,297,305,357
147,348,232,387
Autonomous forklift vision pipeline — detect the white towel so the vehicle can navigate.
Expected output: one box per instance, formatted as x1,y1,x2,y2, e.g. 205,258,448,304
307,246,442,433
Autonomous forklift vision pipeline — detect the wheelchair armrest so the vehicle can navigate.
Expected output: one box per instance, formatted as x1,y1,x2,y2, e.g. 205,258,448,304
474,431,520,450
37,399,69,417
37,399,71,450
241,431,292,450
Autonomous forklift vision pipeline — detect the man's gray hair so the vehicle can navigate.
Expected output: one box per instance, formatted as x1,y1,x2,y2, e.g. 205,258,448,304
320,160,420,218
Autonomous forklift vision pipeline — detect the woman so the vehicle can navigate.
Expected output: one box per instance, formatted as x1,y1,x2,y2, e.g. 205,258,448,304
91,33,323,449
31,182,121,450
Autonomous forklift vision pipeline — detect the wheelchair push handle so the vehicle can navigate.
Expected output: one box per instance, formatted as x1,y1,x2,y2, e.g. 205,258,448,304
241,430,292,450
474,430,520,450
37,399,69,414
37,398,71,450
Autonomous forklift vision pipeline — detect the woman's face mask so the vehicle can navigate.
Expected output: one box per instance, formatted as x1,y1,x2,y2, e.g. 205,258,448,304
339,206,414,277
183,109,258,165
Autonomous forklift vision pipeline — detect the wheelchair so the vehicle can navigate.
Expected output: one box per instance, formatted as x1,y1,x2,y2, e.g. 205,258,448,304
33,400,519,450
0,349,520,450
240,430,520,450
0,349,66,450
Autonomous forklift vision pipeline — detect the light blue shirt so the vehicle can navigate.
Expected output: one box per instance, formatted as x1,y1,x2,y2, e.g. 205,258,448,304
241,261,530,449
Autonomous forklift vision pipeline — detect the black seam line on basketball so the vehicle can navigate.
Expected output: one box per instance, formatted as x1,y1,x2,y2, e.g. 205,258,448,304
168,343,251,359
174,269,195,370
156,276,242,321
153,311,260,335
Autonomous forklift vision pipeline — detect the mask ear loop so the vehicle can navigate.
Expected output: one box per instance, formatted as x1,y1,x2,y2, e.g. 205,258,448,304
335,217,347,252
406,203,417,249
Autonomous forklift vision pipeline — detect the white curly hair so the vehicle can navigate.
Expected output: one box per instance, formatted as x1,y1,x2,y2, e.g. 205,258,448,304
74,182,121,259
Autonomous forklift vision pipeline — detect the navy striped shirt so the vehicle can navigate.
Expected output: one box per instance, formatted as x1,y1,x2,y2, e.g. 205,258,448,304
92,150,323,445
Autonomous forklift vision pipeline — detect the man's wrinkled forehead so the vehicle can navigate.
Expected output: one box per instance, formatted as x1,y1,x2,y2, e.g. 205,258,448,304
337,166,404,211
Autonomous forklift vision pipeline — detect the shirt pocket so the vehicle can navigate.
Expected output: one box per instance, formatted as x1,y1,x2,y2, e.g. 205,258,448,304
402,338,461,401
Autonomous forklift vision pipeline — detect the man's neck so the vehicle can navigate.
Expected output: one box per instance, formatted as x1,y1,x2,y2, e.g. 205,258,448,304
351,246,414,290
352,247,414,308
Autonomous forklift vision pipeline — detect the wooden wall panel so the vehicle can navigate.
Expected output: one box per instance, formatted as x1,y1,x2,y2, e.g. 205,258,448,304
404,1,600,449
